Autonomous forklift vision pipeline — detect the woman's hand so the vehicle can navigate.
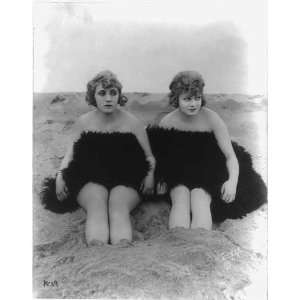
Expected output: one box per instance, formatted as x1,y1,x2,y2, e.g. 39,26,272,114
156,182,168,195
221,179,237,203
56,172,68,201
140,172,155,195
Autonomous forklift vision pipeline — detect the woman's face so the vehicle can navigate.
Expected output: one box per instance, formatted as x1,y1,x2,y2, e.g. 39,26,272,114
94,83,119,114
178,92,202,116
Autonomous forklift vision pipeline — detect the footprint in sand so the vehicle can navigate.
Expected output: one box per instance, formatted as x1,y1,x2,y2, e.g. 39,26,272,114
54,256,75,266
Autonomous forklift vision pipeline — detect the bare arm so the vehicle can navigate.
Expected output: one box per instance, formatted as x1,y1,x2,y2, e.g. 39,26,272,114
132,119,156,194
134,122,156,174
210,112,239,201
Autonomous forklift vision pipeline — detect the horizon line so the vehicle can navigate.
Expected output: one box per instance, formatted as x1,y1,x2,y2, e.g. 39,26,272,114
33,91,266,97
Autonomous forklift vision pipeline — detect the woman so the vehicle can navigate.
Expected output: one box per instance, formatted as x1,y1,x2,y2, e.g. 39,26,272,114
41,70,156,246
147,71,267,230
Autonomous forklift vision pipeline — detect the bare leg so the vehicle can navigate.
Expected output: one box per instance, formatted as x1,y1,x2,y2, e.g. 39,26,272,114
77,183,109,245
169,185,191,229
191,188,212,230
108,185,140,245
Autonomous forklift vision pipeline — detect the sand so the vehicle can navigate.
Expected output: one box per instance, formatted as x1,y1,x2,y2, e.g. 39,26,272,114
33,93,267,299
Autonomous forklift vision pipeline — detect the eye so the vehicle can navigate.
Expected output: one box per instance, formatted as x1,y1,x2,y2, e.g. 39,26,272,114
98,90,106,96
110,89,118,96
195,96,201,101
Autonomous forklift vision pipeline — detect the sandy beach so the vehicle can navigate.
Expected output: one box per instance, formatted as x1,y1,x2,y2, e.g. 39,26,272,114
33,93,267,299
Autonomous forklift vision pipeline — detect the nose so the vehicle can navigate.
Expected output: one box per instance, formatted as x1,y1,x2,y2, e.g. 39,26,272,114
190,98,197,106
105,94,112,102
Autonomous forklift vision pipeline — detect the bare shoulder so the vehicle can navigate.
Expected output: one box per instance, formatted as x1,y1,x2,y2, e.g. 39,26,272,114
202,107,226,128
159,110,177,128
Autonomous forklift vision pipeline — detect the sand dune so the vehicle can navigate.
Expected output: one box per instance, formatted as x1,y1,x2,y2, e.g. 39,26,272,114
33,93,267,299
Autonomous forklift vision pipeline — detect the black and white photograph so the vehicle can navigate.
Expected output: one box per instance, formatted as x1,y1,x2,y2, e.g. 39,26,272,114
33,1,267,298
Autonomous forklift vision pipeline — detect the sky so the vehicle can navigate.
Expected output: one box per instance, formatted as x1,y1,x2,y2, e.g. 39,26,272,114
33,0,267,94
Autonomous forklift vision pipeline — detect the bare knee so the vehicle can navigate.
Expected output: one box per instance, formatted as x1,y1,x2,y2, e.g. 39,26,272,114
109,186,130,211
109,185,139,216
191,188,212,230
170,185,190,202
169,185,190,229
109,186,139,244
191,188,211,205
77,183,108,209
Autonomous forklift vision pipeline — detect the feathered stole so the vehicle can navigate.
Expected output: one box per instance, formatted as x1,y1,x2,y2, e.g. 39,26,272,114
147,126,267,222
40,131,150,214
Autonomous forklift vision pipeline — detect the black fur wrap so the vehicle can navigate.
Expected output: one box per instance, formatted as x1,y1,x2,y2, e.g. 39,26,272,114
41,131,150,214
147,126,267,222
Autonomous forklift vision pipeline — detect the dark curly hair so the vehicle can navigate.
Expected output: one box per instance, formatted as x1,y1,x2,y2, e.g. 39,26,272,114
168,71,206,108
85,70,128,107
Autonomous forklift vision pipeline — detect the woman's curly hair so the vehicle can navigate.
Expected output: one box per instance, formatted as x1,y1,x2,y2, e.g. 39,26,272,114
168,71,206,108
85,70,128,107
